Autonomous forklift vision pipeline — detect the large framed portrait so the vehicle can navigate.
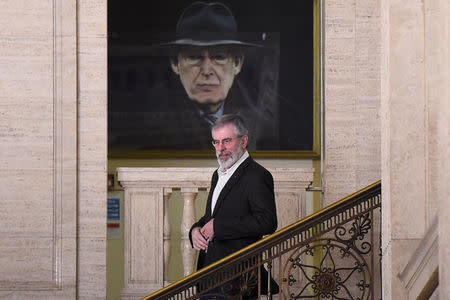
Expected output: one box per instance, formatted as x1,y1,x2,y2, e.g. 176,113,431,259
108,0,320,158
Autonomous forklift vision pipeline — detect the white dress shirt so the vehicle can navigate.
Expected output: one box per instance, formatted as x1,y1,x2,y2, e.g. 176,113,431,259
210,150,249,214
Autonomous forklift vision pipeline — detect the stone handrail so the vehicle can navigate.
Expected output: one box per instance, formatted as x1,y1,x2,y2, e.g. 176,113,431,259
117,167,314,300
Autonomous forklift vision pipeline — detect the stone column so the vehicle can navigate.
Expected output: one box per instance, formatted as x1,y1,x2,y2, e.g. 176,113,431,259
432,0,450,296
78,0,108,298
120,186,164,300
0,1,84,298
163,188,172,286
323,0,382,205
380,0,449,298
180,187,199,276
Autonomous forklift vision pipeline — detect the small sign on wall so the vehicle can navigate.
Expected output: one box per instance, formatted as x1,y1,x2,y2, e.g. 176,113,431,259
107,198,120,228
107,193,123,240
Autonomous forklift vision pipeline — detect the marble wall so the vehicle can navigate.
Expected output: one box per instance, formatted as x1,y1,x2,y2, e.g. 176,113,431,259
77,0,107,299
0,0,107,299
323,0,382,205
380,0,450,298
0,0,78,298
325,0,450,298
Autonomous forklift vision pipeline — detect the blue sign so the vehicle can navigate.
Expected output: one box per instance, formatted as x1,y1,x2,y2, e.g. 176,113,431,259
107,198,120,221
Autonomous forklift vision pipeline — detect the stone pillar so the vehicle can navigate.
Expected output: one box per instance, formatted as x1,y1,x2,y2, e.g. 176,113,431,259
77,0,108,298
431,0,450,296
163,188,172,286
120,186,164,300
323,0,382,205
180,188,199,277
380,0,450,298
380,1,426,298
0,0,83,298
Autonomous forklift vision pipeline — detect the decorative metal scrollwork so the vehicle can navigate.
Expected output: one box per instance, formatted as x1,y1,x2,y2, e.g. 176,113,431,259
236,269,258,297
335,213,373,256
282,240,371,299
195,269,259,300
282,213,375,300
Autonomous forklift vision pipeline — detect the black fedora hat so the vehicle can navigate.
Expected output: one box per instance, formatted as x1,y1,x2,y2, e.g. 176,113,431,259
160,2,261,47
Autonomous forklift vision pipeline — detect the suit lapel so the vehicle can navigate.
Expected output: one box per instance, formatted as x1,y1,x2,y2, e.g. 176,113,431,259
212,156,252,217
205,171,219,218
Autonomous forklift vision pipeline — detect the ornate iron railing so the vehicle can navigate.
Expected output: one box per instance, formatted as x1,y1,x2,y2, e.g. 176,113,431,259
144,181,381,300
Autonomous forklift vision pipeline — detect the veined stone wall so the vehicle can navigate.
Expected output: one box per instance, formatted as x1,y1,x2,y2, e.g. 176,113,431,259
0,0,107,299
380,0,450,298
77,0,107,299
323,0,382,205
0,0,78,298
325,0,450,297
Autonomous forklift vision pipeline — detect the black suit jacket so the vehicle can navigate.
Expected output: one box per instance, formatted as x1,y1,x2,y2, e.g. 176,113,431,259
189,156,277,269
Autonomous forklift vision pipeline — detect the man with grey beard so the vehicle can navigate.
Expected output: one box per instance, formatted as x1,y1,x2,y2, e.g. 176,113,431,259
189,114,278,299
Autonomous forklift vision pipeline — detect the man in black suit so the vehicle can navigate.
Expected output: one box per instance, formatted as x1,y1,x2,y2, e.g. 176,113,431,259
189,114,278,298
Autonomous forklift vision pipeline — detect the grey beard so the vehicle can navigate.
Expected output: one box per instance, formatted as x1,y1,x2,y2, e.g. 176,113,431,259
217,143,245,171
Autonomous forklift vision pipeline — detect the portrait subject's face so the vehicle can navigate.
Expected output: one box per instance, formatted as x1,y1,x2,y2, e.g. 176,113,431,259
212,123,248,170
171,47,243,112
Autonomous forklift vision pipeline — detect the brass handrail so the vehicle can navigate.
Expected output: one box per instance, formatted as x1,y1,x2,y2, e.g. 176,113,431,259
144,180,381,300
416,268,438,300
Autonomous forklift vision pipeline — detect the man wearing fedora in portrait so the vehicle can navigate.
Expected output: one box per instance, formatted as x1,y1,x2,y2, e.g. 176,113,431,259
166,1,260,121
142,1,277,151
108,1,280,151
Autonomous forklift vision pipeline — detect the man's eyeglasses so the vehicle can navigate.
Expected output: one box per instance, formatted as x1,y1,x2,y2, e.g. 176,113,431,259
180,50,231,66
211,137,241,147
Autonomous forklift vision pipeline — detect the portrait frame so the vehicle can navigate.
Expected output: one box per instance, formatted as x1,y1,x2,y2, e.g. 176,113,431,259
108,0,321,159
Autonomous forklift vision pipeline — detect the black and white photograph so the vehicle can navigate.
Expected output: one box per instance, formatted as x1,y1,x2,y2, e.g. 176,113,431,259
108,0,316,155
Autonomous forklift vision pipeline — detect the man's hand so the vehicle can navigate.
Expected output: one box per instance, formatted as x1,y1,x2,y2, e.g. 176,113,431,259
192,227,209,251
201,218,215,241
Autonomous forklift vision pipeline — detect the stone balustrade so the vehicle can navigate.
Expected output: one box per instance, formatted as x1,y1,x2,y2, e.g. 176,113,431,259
117,167,314,300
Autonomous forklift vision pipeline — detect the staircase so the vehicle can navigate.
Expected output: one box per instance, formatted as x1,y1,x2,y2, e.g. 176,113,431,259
143,181,381,300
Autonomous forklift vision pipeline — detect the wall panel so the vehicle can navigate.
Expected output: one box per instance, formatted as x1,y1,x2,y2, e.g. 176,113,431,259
0,0,77,297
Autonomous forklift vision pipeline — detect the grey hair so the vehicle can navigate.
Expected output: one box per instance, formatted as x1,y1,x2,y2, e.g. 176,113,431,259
211,114,249,137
